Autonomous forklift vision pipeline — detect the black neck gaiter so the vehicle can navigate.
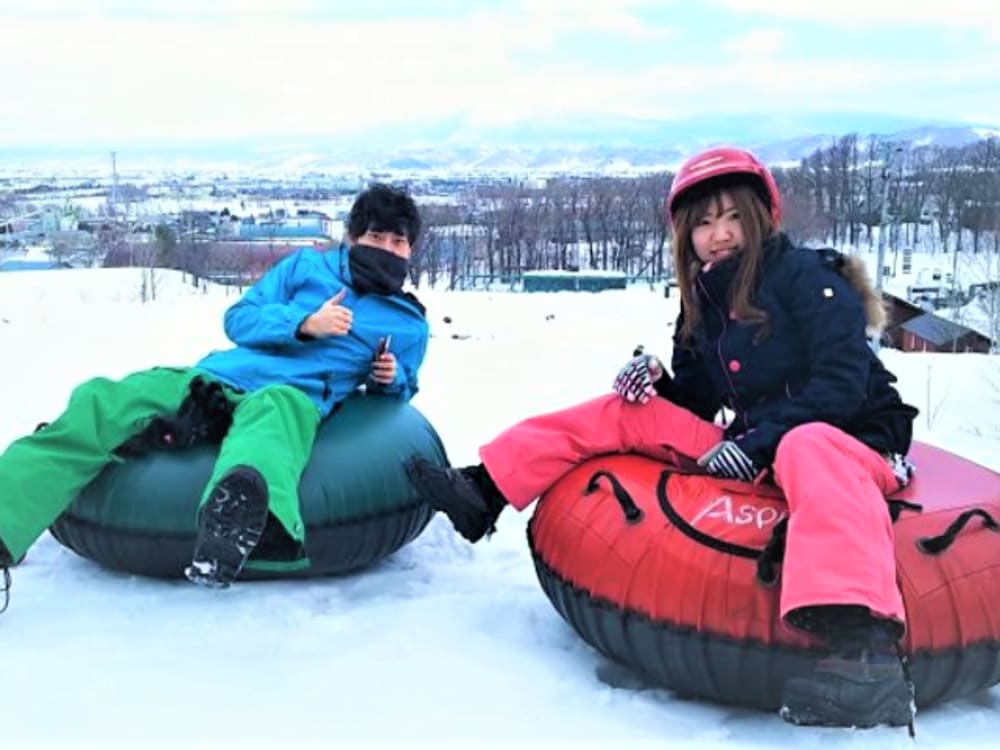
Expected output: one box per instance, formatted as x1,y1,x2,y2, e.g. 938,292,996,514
349,243,408,296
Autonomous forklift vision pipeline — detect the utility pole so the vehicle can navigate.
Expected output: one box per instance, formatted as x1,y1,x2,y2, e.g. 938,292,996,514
108,150,127,266
875,144,903,294
110,150,119,217
873,144,902,354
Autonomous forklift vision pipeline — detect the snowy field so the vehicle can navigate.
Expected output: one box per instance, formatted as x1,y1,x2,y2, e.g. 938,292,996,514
1,267,999,750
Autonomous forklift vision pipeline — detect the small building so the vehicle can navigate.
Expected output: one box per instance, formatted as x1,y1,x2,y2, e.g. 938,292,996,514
0,258,72,272
234,216,333,244
522,270,628,293
882,293,926,349
897,313,993,353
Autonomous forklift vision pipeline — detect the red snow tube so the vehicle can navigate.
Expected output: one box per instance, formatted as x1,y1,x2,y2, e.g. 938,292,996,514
527,441,1000,710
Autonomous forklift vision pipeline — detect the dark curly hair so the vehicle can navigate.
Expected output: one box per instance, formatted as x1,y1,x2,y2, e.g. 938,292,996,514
347,183,422,246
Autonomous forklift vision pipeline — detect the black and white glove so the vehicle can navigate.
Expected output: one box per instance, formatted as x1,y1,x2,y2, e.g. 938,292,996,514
698,441,759,482
613,351,663,404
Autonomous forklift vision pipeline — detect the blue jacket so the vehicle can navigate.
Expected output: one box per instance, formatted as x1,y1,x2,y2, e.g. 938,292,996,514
657,233,917,467
196,246,428,417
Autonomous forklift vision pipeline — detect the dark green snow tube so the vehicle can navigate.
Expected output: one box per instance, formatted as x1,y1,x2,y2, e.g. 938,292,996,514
49,396,448,579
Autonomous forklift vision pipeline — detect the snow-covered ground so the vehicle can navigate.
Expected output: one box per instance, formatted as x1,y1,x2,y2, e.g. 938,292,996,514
1,267,998,749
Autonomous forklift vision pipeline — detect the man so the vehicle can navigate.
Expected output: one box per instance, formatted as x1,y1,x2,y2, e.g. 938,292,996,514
0,183,428,605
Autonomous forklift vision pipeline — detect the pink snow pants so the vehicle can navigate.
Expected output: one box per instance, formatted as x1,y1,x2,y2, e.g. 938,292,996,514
479,393,905,628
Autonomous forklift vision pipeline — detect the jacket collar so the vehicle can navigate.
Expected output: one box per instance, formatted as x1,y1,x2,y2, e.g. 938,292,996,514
695,232,791,302
329,244,426,318
696,253,740,303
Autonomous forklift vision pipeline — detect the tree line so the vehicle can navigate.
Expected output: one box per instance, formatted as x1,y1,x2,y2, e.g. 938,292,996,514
410,136,1000,290
94,135,999,297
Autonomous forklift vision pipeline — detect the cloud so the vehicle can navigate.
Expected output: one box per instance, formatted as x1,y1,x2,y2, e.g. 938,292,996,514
722,28,787,59
0,14,530,141
714,0,1000,33
0,2,995,145
0,0,323,19
0,5,681,143
637,53,995,108
509,0,676,42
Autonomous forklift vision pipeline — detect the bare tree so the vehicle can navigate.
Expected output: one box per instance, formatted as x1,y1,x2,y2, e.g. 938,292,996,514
635,172,671,280
895,146,934,257
550,180,583,270
404,136,999,293
154,223,178,269
860,135,882,249
132,241,161,303
829,134,861,245
932,150,974,285
962,138,1000,255
96,220,128,267
775,161,828,242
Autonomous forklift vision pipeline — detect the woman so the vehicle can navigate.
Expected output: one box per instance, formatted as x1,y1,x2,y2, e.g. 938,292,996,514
406,146,918,730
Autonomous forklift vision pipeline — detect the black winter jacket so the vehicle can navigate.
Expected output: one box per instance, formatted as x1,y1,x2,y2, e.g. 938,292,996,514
657,233,918,467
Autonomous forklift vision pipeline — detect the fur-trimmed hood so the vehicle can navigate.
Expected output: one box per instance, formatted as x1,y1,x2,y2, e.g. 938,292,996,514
815,248,887,335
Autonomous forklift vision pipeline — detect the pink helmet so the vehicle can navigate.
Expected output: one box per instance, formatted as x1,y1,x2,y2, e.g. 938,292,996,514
666,146,781,226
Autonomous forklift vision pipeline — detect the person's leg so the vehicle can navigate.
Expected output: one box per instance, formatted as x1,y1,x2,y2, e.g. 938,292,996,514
480,393,722,509
0,367,197,561
775,422,904,626
406,393,722,542
772,422,912,730
185,384,320,587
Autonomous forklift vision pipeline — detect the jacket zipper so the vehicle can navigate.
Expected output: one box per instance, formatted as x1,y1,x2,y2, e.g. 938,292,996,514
698,275,749,429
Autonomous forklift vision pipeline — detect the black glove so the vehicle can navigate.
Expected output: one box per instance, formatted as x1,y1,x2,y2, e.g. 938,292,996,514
698,441,759,482
113,376,234,458
614,351,663,404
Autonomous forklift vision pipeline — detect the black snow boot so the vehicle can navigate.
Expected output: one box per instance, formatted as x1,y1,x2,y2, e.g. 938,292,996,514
405,457,507,543
185,466,269,589
780,605,914,732
0,537,11,615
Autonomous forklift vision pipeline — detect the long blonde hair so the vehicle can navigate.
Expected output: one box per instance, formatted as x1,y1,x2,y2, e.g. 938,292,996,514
671,180,776,342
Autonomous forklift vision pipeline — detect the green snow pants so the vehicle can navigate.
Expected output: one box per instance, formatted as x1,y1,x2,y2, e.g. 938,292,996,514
0,366,321,563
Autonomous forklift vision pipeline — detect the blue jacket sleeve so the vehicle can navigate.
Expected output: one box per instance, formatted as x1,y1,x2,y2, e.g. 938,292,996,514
734,255,872,466
222,252,328,348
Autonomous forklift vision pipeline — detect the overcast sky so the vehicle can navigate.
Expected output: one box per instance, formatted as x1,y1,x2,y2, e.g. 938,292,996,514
1,0,997,146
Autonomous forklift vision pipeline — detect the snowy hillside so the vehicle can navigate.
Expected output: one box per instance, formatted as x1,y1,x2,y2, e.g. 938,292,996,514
1,266,998,749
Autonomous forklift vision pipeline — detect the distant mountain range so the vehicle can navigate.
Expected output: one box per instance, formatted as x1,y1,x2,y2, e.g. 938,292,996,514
2,112,997,177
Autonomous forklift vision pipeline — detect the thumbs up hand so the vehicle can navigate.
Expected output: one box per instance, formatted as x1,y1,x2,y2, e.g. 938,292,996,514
298,288,353,338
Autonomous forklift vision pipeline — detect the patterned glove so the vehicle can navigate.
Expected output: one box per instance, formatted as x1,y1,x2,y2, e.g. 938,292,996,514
698,441,759,482
614,354,662,403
